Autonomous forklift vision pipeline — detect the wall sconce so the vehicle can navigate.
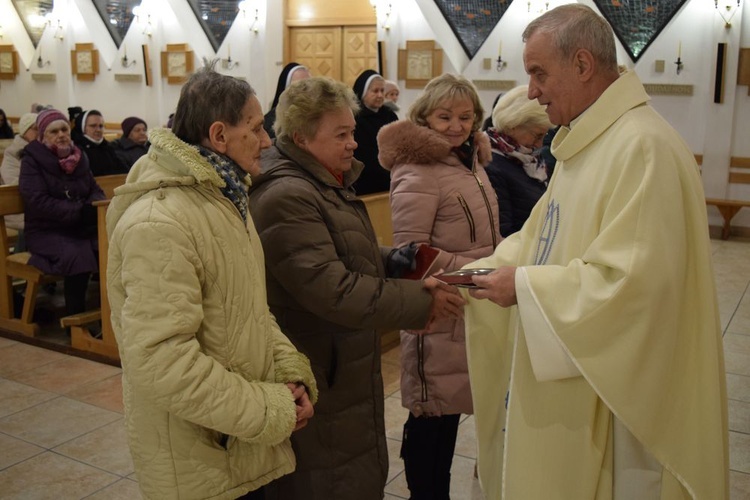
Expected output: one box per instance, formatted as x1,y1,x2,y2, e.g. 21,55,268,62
675,41,683,75
527,0,550,14
221,44,239,69
238,1,260,34
132,5,153,37
121,46,136,67
369,1,392,31
496,40,507,71
36,47,50,68
714,0,741,29
44,13,64,41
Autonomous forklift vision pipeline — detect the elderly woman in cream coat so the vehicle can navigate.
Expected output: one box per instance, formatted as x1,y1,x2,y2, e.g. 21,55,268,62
377,73,500,499
106,65,317,500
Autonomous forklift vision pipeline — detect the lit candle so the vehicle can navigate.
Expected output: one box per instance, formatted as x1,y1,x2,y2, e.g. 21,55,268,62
498,40,502,56
228,43,231,59
124,45,127,58
677,41,681,59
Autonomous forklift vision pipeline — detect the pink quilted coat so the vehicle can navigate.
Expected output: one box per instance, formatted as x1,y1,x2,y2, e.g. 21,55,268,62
378,120,501,416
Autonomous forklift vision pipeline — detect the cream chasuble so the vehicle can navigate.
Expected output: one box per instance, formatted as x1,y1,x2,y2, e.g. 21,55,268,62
464,71,728,500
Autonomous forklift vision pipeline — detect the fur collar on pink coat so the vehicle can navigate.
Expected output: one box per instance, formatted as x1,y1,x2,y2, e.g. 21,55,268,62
376,119,492,172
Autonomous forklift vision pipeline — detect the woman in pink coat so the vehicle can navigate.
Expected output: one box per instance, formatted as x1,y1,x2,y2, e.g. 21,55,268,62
377,73,500,499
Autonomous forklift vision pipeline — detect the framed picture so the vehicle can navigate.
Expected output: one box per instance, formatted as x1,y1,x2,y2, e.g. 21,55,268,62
71,43,100,81
160,43,194,85
0,45,19,80
398,40,443,89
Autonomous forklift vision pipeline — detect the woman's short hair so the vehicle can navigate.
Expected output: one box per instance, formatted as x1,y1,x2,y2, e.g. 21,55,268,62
407,74,484,132
492,85,552,133
274,77,359,141
172,62,255,145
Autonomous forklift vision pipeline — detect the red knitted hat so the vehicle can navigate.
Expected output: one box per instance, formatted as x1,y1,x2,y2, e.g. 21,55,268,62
36,108,68,138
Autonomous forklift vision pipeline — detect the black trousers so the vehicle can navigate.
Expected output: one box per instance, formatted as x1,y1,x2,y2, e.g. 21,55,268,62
235,488,265,500
401,412,461,500
63,272,91,316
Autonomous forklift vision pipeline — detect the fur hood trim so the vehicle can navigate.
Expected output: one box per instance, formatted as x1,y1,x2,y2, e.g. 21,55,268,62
377,120,492,172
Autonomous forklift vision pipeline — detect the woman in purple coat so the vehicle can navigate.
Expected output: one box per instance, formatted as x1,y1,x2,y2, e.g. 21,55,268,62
19,109,105,317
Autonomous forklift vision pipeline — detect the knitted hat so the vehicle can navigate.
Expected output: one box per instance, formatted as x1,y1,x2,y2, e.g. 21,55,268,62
121,116,147,138
36,108,68,138
18,113,38,137
384,80,399,96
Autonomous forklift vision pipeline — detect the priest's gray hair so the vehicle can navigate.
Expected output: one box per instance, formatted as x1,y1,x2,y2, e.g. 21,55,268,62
522,4,618,74
172,61,255,145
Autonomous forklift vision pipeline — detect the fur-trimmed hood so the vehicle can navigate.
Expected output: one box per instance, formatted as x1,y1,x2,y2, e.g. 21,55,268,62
377,120,492,172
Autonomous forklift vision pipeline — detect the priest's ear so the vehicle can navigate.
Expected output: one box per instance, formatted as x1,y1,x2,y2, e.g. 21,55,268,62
204,121,229,154
573,48,595,81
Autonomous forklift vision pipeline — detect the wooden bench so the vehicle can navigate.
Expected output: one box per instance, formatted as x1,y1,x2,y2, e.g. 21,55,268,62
705,198,750,240
360,192,393,247
0,185,62,336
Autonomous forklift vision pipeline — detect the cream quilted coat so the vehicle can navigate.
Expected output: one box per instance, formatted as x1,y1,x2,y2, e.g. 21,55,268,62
106,128,318,500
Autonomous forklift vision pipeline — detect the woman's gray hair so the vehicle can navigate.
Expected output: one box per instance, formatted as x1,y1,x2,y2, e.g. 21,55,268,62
492,85,552,133
274,77,359,141
172,61,255,145
522,4,618,74
407,74,484,132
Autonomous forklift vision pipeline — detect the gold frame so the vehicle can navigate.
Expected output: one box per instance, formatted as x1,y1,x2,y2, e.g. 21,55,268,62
70,43,100,81
398,40,443,89
0,45,19,80
160,44,194,85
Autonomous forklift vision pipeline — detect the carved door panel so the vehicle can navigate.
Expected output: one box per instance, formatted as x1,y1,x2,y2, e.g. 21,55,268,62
342,26,378,87
289,27,341,80
289,26,376,85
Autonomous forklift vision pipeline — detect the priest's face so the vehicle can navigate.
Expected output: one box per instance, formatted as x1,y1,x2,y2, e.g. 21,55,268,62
523,31,583,127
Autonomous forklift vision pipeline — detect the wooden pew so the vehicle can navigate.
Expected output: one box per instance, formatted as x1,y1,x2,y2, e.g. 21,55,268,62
0,185,61,336
705,198,750,240
360,192,393,247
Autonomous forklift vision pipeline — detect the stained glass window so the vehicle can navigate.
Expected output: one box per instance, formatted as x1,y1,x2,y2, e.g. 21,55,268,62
91,0,140,49
186,0,240,53
10,0,53,48
593,0,688,62
432,0,514,59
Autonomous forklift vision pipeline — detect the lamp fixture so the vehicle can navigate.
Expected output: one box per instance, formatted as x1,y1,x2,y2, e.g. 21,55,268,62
44,13,64,41
132,5,153,37
36,47,50,68
238,1,260,34
496,55,507,71
714,0,742,29
221,44,239,69
675,40,683,75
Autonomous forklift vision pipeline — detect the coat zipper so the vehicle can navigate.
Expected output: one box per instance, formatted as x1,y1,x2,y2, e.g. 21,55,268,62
472,172,499,247
417,334,427,402
456,193,476,243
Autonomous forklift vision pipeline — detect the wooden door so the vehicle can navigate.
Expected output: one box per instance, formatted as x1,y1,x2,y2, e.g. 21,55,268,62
289,26,376,85
289,27,342,80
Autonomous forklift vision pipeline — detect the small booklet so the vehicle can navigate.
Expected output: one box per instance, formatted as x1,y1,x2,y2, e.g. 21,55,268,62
434,268,495,288
401,244,441,280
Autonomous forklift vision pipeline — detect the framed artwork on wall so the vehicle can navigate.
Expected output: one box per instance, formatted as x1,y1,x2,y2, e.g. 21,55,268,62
160,44,194,85
397,40,443,89
71,43,100,81
0,45,20,80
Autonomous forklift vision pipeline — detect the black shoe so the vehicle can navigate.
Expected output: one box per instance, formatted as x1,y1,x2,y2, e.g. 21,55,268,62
88,322,103,339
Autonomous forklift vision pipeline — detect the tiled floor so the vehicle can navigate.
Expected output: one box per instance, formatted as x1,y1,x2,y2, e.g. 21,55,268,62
0,237,749,499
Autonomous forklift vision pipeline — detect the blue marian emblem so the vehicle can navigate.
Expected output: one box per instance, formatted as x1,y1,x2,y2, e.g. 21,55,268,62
534,200,560,265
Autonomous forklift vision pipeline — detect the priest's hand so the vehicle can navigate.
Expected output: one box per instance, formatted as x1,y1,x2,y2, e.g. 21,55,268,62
469,266,517,307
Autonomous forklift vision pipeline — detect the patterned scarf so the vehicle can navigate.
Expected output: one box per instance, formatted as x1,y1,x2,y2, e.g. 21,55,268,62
46,142,82,174
451,133,476,170
197,146,250,223
486,128,547,183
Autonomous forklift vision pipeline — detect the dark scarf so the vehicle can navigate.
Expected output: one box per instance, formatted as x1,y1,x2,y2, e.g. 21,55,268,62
197,146,249,223
486,128,547,183
46,142,82,174
451,133,476,170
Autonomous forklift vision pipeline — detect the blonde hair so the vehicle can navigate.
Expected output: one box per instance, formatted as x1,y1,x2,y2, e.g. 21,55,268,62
407,74,484,132
274,77,359,141
492,85,552,133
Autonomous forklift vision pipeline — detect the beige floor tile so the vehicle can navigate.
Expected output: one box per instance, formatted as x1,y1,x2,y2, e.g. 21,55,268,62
0,432,44,470
86,478,143,500
0,337,17,349
731,431,750,474
0,451,119,499
728,298,750,335
726,349,750,377
384,394,408,441
0,397,121,448
730,399,750,434
11,356,121,395
728,373,750,403
0,379,57,419
382,343,402,366
726,334,750,355
65,373,124,414
384,495,408,500
386,437,405,484
0,343,67,378
454,414,477,459
382,361,402,398
384,469,410,498
53,418,134,477
731,470,750,500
